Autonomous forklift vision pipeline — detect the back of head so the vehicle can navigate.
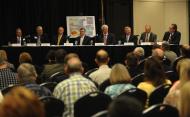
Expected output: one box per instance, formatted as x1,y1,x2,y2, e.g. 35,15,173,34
0,50,7,65
152,48,164,60
19,52,32,64
180,45,190,58
144,57,165,86
110,64,131,84
17,63,37,84
0,86,45,117
46,50,56,63
66,57,83,74
55,49,67,63
176,58,190,87
95,49,109,65
108,96,143,117
125,52,138,68
162,41,170,51
180,81,190,117
133,47,145,59
64,53,79,64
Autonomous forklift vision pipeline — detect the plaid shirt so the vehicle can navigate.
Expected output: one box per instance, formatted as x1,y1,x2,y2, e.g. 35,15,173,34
0,68,19,90
53,73,97,117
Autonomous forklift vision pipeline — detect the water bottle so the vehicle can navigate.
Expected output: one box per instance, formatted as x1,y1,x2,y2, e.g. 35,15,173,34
23,38,27,46
118,40,121,45
90,40,94,45
75,40,78,45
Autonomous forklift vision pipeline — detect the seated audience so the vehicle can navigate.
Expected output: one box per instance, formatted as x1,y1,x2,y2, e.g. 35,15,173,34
40,49,67,82
163,24,181,45
97,24,116,45
89,49,111,85
161,41,177,66
17,63,52,97
53,57,97,117
0,53,18,90
108,96,143,117
140,25,157,43
0,50,15,71
137,57,171,96
133,47,145,61
45,49,56,64
0,86,45,117
164,59,190,108
104,64,135,98
124,52,140,78
180,81,190,117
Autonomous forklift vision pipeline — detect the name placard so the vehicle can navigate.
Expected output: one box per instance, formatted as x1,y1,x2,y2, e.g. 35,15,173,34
11,43,21,47
26,43,36,46
95,43,104,46
64,43,73,46
141,42,152,45
41,43,51,46
124,42,134,46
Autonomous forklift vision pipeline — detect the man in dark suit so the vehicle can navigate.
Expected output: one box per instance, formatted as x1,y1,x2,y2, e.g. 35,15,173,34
51,26,67,45
29,26,49,44
97,24,116,45
74,28,92,45
140,25,157,42
163,24,181,44
11,28,25,45
119,26,138,45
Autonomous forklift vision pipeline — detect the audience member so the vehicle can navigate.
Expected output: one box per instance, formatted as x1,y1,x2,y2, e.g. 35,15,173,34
163,24,181,44
97,24,116,45
17,63,52,97
89,49,111,85
53,57,97,117
0,86,45,117
137,57,171,96
108,96,143,117
164,59,190,108
0,50,15,71
133,47,145,61
45,49,56,64
124,52,140,78
140,25,157,42
0,52,18,90
104,64,135,98
161,41,178,65
40,49,67,82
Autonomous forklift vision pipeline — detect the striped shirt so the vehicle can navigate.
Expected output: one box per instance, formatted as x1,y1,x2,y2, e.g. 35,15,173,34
53,73,97,117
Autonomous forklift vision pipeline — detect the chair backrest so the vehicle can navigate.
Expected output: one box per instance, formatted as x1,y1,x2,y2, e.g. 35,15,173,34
149,84,171,106
131,73,145,86
84,68,98,77
143,104,179,117
118,88,147,107
1,85,19,95
74,91,112,117
48,72,67,83
40,82,57,92
165,71,178,83
40,96,65,117
91,110,108,117
99,79,111,92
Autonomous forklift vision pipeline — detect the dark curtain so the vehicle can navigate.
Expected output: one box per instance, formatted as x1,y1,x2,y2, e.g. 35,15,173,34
0,0,133,45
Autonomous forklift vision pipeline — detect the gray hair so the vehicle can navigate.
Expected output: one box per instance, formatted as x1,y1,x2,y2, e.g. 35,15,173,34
101,24,109,30
134,47,145,56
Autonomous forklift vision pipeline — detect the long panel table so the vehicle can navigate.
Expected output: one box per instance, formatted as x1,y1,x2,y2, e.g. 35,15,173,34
0,45,180,69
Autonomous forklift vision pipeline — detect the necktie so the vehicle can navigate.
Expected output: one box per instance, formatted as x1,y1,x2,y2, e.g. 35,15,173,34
57,35,62,45
145,33,149,42
168,33,172,43
104,34,107,45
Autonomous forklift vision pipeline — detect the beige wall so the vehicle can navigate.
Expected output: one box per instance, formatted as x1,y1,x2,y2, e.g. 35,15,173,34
133,0,189,44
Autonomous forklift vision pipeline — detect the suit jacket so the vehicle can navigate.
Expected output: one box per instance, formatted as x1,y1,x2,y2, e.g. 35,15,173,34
11,37,25,45
74,35,92,45
140,32,157,42
163,31,181,44
29,34,50,43
51,35,67,45
120,34,138,45
97,33,116,45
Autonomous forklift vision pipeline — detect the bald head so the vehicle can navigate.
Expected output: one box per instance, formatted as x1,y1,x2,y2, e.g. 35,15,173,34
66,57,83,74
145,25,151,33
152,48,164,60
95,49,109,65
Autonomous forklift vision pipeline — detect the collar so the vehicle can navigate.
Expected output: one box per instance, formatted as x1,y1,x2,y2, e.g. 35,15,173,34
99,65,109,69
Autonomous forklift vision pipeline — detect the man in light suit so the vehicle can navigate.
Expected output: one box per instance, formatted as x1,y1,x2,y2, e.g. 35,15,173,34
163,24,181,45
140,25,157,42
97,24,116,45
74,28,92,45
120,26,138,45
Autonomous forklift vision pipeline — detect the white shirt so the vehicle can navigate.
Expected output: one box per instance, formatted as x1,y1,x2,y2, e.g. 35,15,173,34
16,37,22,44
80,36,85,45
89,65,111,85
